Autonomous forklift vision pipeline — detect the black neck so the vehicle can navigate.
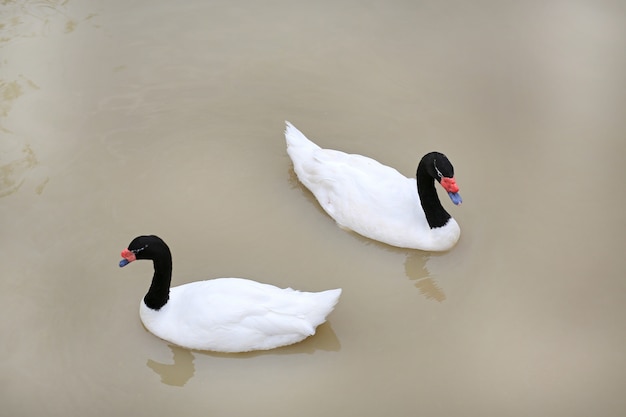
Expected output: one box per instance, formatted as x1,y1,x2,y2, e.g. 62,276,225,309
144,255,172,310
417,162,451,229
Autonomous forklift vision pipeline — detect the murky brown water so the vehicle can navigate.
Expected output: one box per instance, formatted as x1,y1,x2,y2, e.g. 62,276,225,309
2,0,626,416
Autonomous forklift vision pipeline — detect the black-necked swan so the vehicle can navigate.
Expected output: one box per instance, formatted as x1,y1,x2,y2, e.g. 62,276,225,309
285,122,462,251
119,235,342,352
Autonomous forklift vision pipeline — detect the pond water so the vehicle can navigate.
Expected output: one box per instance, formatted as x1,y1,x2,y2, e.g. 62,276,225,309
1,1,625,416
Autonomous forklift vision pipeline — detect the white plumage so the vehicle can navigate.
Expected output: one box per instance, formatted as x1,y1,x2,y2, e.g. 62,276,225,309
120,235,341,353
140,278,341,352
285,121,461,251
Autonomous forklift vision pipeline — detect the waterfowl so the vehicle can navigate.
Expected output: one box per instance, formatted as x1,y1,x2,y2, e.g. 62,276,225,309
285,122,462,251
119,235,341,352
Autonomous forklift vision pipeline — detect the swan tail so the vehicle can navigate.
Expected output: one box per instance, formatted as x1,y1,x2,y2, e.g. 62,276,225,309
285,121,321,152
306,288,342,328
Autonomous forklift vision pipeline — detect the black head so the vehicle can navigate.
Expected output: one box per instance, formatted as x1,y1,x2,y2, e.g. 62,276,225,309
120,235,170,267
419,152,455,182
128,235,166,259
417,151,462,208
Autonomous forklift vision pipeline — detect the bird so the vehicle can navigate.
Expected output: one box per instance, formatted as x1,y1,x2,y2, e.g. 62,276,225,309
118,235,342,353
285,121,462,251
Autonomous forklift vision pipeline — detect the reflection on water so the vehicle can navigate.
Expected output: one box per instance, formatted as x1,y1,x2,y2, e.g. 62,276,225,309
3,0,625,415
413,277,445,302
147,323,340,387
147,344,196,387
404,252,446,302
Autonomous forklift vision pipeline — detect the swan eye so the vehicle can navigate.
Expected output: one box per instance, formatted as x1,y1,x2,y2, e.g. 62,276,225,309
433,160,443,178
131,244,149,254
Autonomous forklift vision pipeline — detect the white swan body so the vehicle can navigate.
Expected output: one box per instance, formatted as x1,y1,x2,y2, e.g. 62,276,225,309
285,122,461,251
139,278,341,352
120,235,341,353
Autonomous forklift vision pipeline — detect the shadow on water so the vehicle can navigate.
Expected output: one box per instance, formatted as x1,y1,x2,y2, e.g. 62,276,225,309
404,252,447,302
146,322,340,386
147,344,196,387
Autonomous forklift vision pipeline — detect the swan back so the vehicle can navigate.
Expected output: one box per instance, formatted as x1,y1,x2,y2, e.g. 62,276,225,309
285,122,460,250
140,278,341,352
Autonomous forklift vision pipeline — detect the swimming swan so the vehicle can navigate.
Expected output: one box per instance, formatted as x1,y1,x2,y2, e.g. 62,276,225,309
119,235,341,352
285,122,462,251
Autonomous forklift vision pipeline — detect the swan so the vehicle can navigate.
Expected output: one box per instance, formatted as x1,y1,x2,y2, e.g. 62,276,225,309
118,235,342,353
285,122,462,251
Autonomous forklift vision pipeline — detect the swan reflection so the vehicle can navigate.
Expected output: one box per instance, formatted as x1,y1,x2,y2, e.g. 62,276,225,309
404,251,446,302
147,344,195,387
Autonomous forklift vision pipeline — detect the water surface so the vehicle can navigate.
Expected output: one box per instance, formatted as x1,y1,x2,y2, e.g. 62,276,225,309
1,1,625,416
